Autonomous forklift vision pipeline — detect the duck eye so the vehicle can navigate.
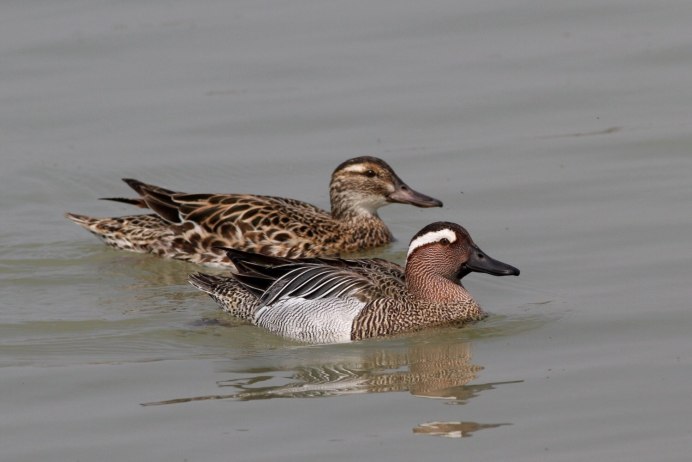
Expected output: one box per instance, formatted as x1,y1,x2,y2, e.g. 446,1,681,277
440,238,450,245
364,169,377,178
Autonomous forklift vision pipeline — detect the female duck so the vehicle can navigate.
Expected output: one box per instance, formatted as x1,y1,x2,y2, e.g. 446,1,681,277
66,156,442,266
189,221,519,343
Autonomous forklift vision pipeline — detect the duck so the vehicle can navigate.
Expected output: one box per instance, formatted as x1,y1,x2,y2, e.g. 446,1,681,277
65,156,442,266
188,221,519,343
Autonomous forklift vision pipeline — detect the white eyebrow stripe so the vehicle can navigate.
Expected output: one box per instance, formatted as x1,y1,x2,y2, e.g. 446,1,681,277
341,164,368,173
407,229,457,258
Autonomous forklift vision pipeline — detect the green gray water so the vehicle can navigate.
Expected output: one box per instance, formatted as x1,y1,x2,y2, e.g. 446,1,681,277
2,1,691,461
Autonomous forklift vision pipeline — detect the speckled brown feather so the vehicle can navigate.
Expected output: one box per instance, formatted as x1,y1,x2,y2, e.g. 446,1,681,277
350,296,486,341
66,157,442,266
188,272,258,320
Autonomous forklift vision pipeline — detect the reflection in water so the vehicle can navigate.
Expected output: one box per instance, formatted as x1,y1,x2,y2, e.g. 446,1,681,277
142,340,520,437
413,421,511,438
215,343,519,402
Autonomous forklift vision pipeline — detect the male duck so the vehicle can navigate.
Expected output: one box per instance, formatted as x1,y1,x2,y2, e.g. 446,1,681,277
66,156,442,266
189,221,519,343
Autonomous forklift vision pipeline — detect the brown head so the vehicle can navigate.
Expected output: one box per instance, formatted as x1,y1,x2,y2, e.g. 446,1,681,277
404,221,519,302
329,156,443,220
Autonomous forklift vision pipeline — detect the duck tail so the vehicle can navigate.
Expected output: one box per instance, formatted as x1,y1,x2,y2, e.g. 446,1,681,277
189,272,260,320
99,197,148,208
64,212,97,228
188,272,223,295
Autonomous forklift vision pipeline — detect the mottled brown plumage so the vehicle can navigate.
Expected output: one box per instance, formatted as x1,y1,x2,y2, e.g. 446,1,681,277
189,221,520,343
66,157,442,266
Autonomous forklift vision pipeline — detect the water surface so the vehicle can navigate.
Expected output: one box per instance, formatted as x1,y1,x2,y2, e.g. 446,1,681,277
2,1,692,461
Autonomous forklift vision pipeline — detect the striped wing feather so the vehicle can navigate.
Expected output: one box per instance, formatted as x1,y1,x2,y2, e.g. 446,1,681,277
261,265,375,306
223,248,406,303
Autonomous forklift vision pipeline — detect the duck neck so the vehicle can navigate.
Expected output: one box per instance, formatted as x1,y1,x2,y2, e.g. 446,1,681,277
330,185,384,221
